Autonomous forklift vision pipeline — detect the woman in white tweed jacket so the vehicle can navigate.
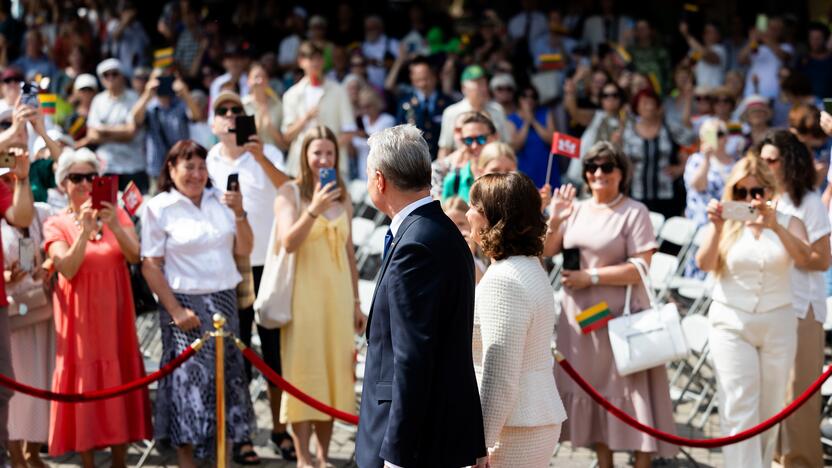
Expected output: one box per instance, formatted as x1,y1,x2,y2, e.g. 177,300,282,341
467,172,567,467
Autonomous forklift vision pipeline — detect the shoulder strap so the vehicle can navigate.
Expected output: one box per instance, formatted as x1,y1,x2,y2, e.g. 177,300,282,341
623,257,657,316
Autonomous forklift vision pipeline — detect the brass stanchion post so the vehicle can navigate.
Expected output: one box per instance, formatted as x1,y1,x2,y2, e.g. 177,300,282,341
213,313,227,468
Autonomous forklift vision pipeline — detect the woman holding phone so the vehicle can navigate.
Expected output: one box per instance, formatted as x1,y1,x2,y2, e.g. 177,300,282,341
44,148,151,466
544,142,678,468
270,126,364,468
696,155,811,467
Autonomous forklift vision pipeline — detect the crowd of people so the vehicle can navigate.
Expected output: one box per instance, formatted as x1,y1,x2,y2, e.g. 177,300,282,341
1,0,832,467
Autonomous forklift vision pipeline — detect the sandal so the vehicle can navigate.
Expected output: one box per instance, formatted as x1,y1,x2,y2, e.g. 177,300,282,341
232,441,261,465
270,431,297,461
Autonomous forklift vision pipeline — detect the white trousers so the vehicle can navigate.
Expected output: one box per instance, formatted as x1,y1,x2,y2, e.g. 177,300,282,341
708,302,797,468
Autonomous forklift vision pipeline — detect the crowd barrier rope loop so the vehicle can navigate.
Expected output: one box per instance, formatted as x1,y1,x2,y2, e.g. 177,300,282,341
554,350,832,448
235,337,361,425
0,333,207,403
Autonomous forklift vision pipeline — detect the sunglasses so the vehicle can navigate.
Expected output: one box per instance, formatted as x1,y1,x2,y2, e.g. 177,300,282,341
216,105,244,116
715,97,734,104
0,121,11,130
601,92,620,99
1,78,19,84
584,161,617,174
102,71,120,79
694,95,712,102
733,186,765,200
462,135,489,146
494,86,514,92
66,172,96,184
717,130,727,138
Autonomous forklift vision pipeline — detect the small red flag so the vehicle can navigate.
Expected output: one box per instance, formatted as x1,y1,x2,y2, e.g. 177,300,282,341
550,132,581,159
121,181,143,216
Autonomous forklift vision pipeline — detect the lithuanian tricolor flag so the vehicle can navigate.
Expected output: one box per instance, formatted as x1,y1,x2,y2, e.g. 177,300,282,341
153,48,174,69
38,94,56,114
538,53,565,71
576,301,612,334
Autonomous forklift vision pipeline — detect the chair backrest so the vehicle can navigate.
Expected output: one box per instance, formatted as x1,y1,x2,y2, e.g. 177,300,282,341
649,211,666,237
649,252,679,290
363,225,390,256
681,314,710,352
658,216,698,248
349,179,369,205
351,217,376,248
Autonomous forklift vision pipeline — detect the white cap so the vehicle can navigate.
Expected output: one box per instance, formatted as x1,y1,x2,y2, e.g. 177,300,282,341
33,129,74,157
489,73,516,91
73,73,98,93
96,58,123,80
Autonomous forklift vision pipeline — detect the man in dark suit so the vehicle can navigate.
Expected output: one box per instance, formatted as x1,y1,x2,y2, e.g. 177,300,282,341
394,56,451,160
356,124,486,468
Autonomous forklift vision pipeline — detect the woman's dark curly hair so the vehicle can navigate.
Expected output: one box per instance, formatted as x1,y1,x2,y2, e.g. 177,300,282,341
760,129,815,205
468,172,546,260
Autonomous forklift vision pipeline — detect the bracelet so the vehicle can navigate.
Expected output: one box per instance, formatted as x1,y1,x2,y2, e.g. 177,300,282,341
306,209,319,219
235,210,247,221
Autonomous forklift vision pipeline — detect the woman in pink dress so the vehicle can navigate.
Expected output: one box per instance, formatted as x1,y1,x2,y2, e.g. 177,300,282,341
43,148,151,466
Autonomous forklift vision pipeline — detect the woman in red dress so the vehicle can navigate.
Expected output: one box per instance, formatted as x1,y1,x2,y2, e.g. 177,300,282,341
43,148,151,467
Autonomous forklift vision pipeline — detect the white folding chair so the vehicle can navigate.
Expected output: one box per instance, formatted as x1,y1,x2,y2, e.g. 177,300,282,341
648,252,679,297
649,211,666,238
670,314,717,427
349,179,368,206
351,217,376,249
657,217,698,258
358,279,376,317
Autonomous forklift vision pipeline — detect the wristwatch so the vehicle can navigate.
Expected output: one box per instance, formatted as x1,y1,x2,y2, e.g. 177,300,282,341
589,268,600,285
235,210,247,221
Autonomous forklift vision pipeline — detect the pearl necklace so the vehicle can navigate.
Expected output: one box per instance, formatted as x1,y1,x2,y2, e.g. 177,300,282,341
67,208,103,241
590,193,625,208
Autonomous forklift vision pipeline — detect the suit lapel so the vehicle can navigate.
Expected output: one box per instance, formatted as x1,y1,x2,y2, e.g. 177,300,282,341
364,202,438,339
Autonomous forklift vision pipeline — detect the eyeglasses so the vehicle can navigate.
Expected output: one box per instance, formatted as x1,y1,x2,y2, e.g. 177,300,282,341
584,161,617,174
733,186,765,200
1,78,19,84
717,130,727,138
694,95,712,102
462,135,489,146
66,172,96,184
761,157,780,166
601,92,620,99
216,105,244,116
0,121,11,130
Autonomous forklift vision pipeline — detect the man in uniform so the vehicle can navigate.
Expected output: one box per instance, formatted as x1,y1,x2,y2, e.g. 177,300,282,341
395,56,450,160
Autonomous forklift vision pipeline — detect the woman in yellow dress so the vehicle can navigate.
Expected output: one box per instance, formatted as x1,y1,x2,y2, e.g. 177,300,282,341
272,126,365,468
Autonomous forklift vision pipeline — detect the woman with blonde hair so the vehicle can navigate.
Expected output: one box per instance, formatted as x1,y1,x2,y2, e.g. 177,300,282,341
271,126,365,468
696,156,811,468
476,142,517,176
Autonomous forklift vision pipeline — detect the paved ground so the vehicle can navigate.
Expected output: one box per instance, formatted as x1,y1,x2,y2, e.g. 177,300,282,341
40,312,737,467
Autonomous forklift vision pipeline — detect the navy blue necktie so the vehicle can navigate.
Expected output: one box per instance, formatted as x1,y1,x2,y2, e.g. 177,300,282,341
383,228,393,259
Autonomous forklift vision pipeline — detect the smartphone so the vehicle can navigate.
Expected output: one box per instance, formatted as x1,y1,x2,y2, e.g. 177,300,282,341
20,82,38,108
823,98,832,115
721,200,758,222
234,115,257,146
756,14,768,33
157,75,174,97
18,238,34,273
562,248,581,271
701,126,718,149
226,173,240,192
0,153,15,168
91,175,118,210
319,167,337,190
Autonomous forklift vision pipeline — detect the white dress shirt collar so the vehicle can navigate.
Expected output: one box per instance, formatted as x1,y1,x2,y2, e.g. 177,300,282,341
390,195,433,237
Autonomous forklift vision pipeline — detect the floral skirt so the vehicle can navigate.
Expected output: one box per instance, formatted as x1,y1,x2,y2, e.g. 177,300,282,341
154,289,255,460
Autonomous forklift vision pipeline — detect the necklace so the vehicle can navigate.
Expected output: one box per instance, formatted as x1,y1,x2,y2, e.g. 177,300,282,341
67,207,103,241
591,193,625,208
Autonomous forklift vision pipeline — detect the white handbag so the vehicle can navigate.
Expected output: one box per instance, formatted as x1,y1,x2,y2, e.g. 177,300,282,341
608,258,688,376
254,182,300,329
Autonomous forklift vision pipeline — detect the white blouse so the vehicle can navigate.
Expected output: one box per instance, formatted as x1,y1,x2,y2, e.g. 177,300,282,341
712,214,793,314
140,187,242,294
473,255,567,448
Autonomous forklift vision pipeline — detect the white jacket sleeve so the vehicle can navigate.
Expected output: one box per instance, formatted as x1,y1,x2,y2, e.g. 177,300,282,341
478,274,532,448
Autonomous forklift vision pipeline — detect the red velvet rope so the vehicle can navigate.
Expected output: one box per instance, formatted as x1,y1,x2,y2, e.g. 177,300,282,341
556,355,832,448
0,345,198,403
242,347,360,425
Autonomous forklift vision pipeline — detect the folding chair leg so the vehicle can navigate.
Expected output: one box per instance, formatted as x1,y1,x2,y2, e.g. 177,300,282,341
135,440,156,468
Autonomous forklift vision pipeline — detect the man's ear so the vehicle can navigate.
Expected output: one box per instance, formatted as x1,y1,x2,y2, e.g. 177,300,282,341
375,170,386,193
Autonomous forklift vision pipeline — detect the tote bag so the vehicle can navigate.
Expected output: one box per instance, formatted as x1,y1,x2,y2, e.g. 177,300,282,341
608,258,687,376
254,182,300,329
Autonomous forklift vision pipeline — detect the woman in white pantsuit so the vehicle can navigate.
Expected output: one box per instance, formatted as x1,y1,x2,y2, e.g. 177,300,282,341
696,156,811,468
467,172,567,467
